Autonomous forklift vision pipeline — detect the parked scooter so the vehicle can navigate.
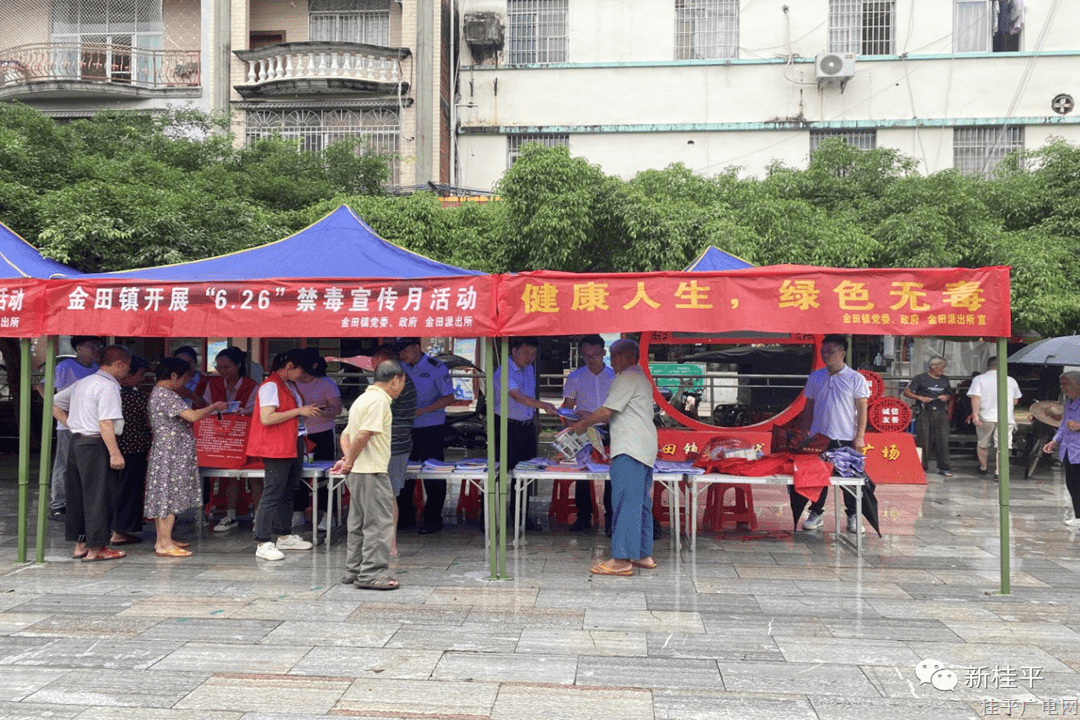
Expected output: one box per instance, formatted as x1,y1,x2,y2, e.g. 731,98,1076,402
443,391,488,450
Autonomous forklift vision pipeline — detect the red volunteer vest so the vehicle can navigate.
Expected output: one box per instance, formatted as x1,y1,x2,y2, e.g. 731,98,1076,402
246,373,303,459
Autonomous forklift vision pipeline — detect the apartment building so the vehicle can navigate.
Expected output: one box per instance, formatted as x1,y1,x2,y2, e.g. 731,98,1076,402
0,0,210,116
452,0,1080,187
229,0,453,187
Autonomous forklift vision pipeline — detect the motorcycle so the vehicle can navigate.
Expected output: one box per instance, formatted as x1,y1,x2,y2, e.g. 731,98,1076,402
443,391,488,450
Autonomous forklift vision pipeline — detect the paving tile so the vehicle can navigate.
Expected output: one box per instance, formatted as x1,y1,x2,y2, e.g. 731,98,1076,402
534,588,648,610
229,599,360,622
465,607,584,629
755,595,881,619
646,631,782,662
692,578,803,595
0,700,85,719
653,689,820,720
153,642,312,674
23,668,209,707
425,586,539,608
5,637,182,670
16,614,161,638
700,614,832,637
717,660,881,697
9,594,141,615
346,602,469,626
174,674,350,714
289,646,443,679
0,666,71,702
74,709,242,720
583,609,705,633
806,695,981,720
905,641,1075,673
385,624,519,653
644,592,760,614
576,655,723,690
137,618,281,644
860,665,1041,703
866,598,1003,622
941,621,1080,646
774,636,923,665
0,612,51,636
516,628,647,656
117,596,251,619
822,617,962,643
433,651,577,684
335,678,500,717
260,620,396,648
490,683,653,720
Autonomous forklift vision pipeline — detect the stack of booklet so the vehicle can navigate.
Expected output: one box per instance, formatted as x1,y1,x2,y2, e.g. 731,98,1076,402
654,459,705,475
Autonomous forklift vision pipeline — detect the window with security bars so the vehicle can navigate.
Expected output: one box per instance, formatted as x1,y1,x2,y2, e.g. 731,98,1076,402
828,0,895,55
675,0,738,60
246,108,400,182
309,0,390,46
809,129,877,154
954,126,1023,177
507,0,568,65
507,133,569,167
47,0,163,84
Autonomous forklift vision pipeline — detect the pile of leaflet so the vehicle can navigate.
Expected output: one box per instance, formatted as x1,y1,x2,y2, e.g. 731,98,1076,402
653,459,704,475
821,446,865,477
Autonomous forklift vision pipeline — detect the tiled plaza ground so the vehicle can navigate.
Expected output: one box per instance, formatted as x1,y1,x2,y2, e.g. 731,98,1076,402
1,456,1079,720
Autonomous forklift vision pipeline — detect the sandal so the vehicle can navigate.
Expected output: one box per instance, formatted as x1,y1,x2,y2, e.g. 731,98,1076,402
630,559,658,570
155,546,192,558
72,550,88,559
83,548,126,562
354,577,399,591
110,534,142,546
173,541,190,549
590,562,634,576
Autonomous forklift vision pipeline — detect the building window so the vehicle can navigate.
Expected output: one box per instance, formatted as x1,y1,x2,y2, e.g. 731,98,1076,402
810,129,877,154
828,0,895,56
953,126,1023,177
674,0,738,60
246,107,400,182
953,0,1021,53
507,133,569,167
507,0,569,65
49,0,164,84
309,0,391,46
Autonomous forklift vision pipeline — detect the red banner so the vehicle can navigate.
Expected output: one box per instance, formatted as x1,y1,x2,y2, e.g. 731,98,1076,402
43,276,498,338
195,414,252,469
499,266,1011,338
0,278,43,337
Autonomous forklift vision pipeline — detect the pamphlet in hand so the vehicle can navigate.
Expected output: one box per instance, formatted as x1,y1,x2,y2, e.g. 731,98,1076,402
552,426,607,461
556,408,581,421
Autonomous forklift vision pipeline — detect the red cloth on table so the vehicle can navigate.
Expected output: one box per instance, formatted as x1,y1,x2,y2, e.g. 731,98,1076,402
695,453,834,502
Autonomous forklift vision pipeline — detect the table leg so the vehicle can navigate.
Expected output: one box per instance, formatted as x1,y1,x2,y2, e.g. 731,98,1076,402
311,476,319,547
856,482,863,560
671,478,681,553
691,479,699,552
513,475,521,547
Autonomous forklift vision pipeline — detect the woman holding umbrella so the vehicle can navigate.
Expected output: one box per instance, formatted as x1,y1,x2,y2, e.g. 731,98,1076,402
1043,371,1080,527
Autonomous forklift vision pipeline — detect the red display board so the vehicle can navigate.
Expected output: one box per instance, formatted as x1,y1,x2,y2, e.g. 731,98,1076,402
43,276,498,338
0,278,42,337
195,414,252,469
499,266,1011,338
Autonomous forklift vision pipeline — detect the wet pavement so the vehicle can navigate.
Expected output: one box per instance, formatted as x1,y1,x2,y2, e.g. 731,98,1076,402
1,457,1079,720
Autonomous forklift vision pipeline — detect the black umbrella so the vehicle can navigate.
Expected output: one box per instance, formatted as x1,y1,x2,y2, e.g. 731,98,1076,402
1008,336,1080,366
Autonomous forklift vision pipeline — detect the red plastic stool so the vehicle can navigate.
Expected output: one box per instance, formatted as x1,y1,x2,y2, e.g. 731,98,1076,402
549,479,576,525
413,480,426,523
703,483,757,531
652,480,683,527
457,478,483,521
204,477,254,518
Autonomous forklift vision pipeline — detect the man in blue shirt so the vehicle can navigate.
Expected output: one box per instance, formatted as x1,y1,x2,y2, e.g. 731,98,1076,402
494,337,558,531
396,338,455,535
561,335,615,532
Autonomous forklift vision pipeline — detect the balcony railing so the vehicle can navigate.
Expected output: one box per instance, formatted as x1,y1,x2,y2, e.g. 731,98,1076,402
0,42,200,90
233,41,410,98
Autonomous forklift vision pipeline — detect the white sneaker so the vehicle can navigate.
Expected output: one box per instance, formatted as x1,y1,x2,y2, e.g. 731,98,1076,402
292,511,306,528
803,511,824,530
214,516,238,532
1064,518,1080,528
316,513,327,532
276,534,313,551
847,515,865,534
255,542,284,561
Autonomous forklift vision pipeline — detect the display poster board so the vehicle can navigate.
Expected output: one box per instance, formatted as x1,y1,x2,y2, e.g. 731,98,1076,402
195,414,251,469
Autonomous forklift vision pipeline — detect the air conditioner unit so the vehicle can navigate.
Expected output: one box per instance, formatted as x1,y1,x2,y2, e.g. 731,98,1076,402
463,12,504,47
815,52,856,81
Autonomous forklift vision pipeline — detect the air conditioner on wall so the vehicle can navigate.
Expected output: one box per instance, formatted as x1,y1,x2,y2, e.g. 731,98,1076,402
816,52,856,81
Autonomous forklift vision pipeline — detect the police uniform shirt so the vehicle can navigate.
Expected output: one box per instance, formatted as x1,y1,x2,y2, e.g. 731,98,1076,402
404,353,453,429
563,364,615,414
493,360,536,422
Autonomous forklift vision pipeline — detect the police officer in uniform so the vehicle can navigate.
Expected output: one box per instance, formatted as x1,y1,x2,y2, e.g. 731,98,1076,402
395,338,455,534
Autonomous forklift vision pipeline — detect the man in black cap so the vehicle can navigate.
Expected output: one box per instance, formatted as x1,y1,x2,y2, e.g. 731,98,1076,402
395,338,454,534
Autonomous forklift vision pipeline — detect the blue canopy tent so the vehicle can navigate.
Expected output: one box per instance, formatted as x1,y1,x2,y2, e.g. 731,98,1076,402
684,245,754,272
37,206,514,574
1,220,83,564
64,205,482,281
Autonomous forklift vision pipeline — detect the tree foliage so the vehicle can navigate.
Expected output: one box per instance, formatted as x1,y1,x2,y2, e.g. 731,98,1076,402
1,105,1078,335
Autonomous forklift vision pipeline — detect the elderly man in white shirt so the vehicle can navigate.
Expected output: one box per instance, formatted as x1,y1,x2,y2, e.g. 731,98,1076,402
53,345,132,562
968,356,1023,477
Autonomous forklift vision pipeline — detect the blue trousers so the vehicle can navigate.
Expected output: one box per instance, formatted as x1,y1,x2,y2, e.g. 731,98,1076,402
610,454,653,560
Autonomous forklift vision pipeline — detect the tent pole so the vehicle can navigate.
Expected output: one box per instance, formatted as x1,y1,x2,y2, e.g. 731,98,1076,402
996,336,1011,595
17,338,31,563
498,336,510,579
35,337,56,564
484,337,497,579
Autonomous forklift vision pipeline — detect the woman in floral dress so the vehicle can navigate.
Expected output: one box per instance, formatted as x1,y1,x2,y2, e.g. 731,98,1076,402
146,357,227,557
